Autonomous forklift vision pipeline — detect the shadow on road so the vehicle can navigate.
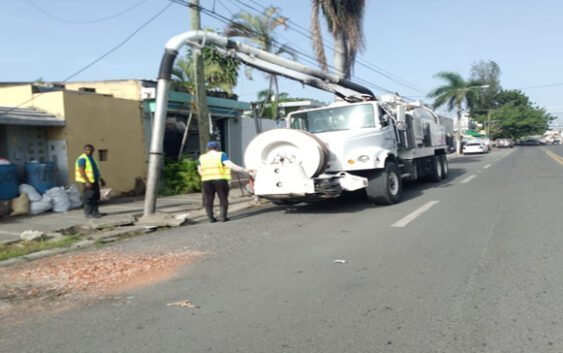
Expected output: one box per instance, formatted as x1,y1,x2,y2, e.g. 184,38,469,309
231,165,470,220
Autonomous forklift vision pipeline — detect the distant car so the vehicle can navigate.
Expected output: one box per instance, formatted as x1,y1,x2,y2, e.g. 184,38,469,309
523,139,541,146
480,138,493,151
463,141,488,154
496,138,514,148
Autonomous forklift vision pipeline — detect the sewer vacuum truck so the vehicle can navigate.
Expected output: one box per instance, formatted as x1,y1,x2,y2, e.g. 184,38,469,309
144,31,449,213
244,94,449,205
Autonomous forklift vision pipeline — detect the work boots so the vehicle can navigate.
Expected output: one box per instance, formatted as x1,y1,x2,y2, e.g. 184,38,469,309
83,204,93,218
219,205,229,222
205,205,217,223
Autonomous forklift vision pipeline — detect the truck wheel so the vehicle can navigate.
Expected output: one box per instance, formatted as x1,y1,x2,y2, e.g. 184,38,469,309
440,155,449,179
429,155,442,182
366,163,403,205
244,129,328,178
271,199,301,206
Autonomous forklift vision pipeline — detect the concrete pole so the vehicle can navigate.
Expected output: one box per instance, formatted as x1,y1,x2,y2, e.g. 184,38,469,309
143,78,172,215
191,0,210,153
456,109,463,156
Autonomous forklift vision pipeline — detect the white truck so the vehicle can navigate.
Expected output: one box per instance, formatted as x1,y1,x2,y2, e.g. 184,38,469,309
144,31,449,212
245,94,449,205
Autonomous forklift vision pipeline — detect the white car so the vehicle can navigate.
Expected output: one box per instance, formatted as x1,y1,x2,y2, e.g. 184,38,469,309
463,141,488,154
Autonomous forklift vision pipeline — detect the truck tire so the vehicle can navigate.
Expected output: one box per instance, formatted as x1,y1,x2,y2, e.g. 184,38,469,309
429,155,442,182
440,154,449,179
270,199,301,206
244,129,328,178
366,162,403,205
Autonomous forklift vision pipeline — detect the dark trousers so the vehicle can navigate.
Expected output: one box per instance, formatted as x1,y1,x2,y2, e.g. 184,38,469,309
202,180,230,221
81,182,100,216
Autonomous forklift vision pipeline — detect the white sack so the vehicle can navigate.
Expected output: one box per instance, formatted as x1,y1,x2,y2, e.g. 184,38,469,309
45,187,71,213
66,184,83,208
30,194,53,215
19,184,41,202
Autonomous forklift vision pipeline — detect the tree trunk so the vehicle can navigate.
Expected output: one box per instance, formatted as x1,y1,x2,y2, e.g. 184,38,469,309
272,75,280,120
333,32,347,79
191,0,210,154
456,108,463,155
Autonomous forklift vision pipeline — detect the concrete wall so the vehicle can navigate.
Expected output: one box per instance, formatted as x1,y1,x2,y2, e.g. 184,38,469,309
65,80,143,101
0,85,33,106
227,117,278,166
59,91,147,195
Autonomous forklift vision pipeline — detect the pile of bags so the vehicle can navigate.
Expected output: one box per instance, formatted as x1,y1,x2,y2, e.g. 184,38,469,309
15,184,83,216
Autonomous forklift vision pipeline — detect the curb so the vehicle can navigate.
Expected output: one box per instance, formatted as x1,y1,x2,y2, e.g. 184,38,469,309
0,197,259,267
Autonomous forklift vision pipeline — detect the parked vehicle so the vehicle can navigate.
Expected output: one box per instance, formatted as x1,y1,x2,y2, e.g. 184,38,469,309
522,139,541,146
480,138,492,151
151,31,449,207
245,94,449,205
245,96,448,204
496,138,514,148
463,141,488,154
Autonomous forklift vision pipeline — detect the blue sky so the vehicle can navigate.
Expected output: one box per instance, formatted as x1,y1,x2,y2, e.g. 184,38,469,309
1,0,562,124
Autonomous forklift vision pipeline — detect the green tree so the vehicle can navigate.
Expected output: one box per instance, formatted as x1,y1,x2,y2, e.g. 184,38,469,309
428,71,485,154
480,90,554,139
311,0,366,79
171,45,240,96
226,6,292,119
470,60,502,113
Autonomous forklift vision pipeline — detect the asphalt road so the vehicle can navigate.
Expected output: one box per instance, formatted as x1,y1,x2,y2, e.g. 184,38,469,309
3,145,563,353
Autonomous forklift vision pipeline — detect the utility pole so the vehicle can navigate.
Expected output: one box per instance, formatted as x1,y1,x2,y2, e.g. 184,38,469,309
190,0,210,153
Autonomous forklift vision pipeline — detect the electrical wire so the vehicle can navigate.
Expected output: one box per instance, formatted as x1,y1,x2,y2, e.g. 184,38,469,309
0,1,173,119
25,0,152,24
229,0,428,95
170,0,395,95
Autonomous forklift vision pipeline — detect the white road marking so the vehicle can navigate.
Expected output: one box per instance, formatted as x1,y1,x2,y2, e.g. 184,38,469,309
483,164,491,169
391,201,440,228
460,175,476,184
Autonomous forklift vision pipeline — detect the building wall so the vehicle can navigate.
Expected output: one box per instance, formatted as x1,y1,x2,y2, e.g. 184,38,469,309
0,85,33,106
59,91,147,195
229,117,278,166
65,80,143,101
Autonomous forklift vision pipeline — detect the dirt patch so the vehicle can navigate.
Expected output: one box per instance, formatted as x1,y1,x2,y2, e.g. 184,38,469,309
0,248,205,324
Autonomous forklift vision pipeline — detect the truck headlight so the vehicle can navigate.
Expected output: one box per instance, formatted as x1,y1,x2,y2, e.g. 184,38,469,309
357,155,370,162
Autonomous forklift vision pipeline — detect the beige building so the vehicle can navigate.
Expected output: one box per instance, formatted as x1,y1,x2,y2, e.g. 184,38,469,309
0,83,147,195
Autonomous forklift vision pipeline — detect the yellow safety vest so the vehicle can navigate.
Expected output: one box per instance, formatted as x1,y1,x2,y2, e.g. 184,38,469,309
75,153,101,183
199,151,231,181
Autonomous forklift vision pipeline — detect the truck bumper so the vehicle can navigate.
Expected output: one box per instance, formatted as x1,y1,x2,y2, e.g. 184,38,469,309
253,164,368,198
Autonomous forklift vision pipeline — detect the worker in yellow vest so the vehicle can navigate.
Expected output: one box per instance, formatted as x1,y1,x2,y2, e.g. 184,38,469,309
198,141,250,222
75,144,106,218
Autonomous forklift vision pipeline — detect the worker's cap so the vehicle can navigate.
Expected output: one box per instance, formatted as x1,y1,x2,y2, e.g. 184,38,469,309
207,141,220,149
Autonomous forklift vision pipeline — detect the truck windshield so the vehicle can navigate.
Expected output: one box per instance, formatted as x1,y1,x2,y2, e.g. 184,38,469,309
289,104,375,133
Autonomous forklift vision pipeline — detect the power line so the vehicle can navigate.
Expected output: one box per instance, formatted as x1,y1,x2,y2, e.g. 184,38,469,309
0,2,173,119
170,0,395,95
516,82,563,90
25,0,152,24
230,0,428,95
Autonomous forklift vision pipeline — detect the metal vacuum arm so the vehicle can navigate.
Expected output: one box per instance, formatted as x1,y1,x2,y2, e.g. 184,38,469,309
144,30,375,216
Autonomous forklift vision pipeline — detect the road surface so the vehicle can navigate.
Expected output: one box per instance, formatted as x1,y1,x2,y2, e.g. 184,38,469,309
2,145,563,353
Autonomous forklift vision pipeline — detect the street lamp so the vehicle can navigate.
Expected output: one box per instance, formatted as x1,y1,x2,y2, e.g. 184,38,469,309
454,84,490,155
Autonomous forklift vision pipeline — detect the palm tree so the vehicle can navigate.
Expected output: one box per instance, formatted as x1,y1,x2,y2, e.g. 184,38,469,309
311,0,366,79
171,46,239,96
226,6,293,119
428,71,485,155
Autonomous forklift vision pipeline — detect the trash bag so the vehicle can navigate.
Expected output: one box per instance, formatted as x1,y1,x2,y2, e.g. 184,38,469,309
66,184,83,208
10,193,30,216
45,187,71,213
19,184,41,202
30,194,52,215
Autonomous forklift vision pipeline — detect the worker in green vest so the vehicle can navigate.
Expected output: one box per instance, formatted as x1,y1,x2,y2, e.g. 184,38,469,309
75,144,106,218
198,141,250,222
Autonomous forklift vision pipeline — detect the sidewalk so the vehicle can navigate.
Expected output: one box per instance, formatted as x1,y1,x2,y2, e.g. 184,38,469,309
0,189,256,245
